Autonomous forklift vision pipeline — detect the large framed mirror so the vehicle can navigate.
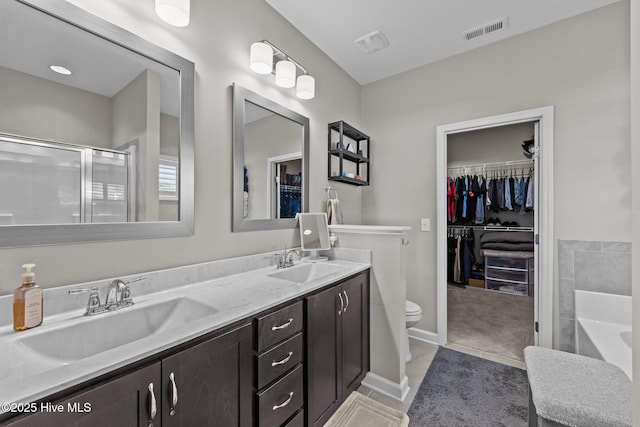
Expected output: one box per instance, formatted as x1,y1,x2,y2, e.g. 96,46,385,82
0,0,195,246
233,84,309,231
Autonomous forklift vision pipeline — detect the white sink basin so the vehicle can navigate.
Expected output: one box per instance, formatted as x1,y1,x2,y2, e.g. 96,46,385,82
268,262,345,283
17,298,217,361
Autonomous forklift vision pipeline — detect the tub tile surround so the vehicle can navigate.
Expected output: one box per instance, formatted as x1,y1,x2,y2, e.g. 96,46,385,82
0,248,371,408
558,240,632,352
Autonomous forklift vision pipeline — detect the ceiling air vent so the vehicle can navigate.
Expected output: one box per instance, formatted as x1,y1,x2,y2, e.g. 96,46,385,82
463,17,509,41
354,30,390,54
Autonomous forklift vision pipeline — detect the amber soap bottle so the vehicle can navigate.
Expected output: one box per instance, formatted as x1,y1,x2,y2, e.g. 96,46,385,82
13,263,43,331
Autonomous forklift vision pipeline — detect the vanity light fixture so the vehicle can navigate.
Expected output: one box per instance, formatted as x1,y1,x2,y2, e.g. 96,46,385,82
155,0,190,27
250,42,273,74
275,60,296,88
249,40,315,99
49,65,72,75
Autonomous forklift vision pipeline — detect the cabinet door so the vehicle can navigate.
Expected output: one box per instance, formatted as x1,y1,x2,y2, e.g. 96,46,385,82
340,273,369,395
161,324,252,427
305,285,340,427
4,362,161,427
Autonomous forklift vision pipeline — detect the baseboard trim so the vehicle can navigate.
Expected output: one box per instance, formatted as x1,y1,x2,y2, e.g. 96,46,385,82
408,327,438,344
361,372,410,402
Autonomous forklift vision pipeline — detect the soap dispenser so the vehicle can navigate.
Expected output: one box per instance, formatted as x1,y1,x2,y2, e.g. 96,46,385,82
13,263,43,331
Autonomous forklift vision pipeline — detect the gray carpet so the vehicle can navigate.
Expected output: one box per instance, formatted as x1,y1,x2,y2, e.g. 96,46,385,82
448,285,533,361
407,347,529,427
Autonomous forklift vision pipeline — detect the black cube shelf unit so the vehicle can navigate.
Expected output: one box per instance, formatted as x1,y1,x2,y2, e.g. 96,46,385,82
328,121,370,186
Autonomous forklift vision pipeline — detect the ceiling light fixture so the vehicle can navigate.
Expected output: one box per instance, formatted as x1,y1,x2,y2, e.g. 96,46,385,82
249,40,315,100
49,65,72,75
155,0,190,27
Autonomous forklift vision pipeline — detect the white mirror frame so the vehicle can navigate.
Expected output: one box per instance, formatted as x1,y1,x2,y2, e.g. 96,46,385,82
0,0,195,247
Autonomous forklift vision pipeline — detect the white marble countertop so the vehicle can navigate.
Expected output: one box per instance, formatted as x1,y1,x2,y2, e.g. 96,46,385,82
0,251,369,414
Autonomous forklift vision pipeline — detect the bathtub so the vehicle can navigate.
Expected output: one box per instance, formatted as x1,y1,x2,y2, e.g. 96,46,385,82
575,290,632,380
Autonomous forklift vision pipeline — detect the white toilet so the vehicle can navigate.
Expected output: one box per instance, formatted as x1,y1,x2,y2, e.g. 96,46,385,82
405,299,422,362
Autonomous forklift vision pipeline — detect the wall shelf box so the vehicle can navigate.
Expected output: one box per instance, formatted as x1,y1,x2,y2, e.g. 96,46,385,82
328,121,370,186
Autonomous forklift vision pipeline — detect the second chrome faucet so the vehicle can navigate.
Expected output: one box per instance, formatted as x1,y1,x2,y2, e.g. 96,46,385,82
276,248,302,269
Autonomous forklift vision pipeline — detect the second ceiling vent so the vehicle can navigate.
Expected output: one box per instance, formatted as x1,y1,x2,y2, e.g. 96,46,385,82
463,17,509,41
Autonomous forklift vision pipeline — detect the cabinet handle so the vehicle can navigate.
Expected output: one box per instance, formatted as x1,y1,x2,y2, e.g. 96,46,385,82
272,392,294,411
343,291,349,313
148,383,157,421
271,351,293,367
169,372,178,408
338,292,344,315
272,318,293,331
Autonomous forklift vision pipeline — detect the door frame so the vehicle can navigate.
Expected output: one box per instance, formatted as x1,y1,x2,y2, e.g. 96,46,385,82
435,106,554,349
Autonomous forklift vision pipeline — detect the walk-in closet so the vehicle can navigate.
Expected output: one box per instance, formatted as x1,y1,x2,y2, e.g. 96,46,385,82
446,122,536,363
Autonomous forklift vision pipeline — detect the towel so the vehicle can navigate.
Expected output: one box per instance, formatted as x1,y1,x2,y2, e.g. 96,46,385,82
327,198,342,225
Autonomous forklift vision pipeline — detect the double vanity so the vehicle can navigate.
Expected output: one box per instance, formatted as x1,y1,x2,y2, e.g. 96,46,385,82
0,249,371,426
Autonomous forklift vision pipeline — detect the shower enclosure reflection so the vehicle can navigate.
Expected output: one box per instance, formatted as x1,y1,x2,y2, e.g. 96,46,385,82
0,134,139,225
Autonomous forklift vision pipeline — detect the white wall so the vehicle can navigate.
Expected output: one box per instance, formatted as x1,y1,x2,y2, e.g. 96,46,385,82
360,2,631,339
0,65,112,147
630,0,639,422
0,0,362,296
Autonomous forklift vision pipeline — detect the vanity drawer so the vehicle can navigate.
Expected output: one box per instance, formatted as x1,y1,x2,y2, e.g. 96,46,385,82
258,301,303,351
258,364,304,427
283,410,304,427
258,333,303,389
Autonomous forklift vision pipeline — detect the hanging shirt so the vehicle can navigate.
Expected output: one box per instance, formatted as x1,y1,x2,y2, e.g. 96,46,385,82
497,178,505,210
526,176,535,209
504,177,513,211
475,176,486,224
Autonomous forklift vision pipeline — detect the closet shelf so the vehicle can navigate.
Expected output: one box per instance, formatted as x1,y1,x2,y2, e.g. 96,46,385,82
448,224,534,232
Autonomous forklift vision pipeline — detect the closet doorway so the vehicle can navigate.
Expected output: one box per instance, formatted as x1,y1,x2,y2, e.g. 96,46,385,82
436,107,554,356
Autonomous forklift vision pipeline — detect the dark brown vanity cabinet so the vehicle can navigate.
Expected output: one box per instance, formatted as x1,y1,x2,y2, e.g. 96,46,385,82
2,324,253,427
3,362,161,427
161,323,253,427
255,302,305,427
1,269,370,427
305,271,370,427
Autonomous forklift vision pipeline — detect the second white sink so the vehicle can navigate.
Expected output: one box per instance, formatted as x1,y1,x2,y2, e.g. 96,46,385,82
268,262,346,284
17,297,217,361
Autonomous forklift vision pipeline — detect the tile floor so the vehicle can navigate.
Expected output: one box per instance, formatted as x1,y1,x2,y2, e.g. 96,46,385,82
358,337,525,413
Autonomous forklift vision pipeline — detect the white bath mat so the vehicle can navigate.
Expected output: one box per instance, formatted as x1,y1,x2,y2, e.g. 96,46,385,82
324,391,409,427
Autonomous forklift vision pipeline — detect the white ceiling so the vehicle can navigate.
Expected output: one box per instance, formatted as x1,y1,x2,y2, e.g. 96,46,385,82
265,0,622,85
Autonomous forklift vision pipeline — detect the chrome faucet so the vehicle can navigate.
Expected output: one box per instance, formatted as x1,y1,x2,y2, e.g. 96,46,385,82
69,277,145,316
285,249,302,267
275,248,302,269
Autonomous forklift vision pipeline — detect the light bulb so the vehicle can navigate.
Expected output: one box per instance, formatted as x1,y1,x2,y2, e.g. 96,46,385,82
275,60,296,88
250,42,273,74
155,0,190,27
296,74,315,99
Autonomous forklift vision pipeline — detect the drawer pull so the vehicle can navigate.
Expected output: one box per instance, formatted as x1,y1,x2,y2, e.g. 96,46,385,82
271,351,293,367
272,318,293,331
148,383,157,420
272,392,294,411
